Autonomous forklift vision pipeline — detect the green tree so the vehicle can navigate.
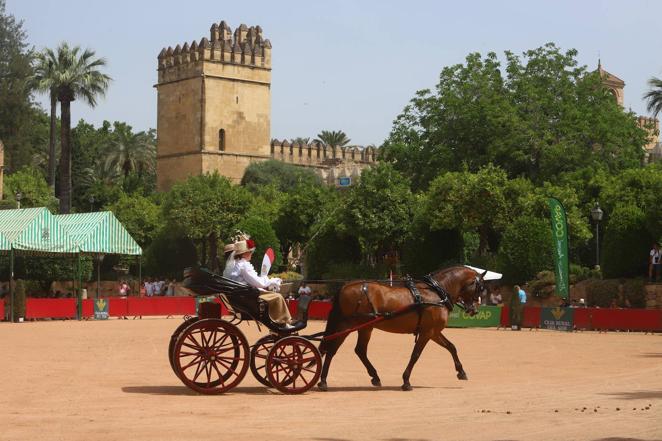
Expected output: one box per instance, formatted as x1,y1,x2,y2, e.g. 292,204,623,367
2,166,58,210
273,183,331,267
315,130,350,147
382,43,648,190
47,42,111,213
424,165,511,255
644,76,662,118
241,160,321,192
340,163,414,264
601,204,651,278
289,137,310,145
106,192,161,249
0,0,42,172
497,215,553,283
103,122,155,179
163,173,252,271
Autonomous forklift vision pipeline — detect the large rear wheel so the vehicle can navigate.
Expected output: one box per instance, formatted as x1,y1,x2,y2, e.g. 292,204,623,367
173,319,249,394
266,336,321,394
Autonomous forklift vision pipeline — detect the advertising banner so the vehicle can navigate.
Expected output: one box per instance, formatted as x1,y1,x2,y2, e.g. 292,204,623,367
540,307,574,331
448,306,501,327
94,298,109,320
547,198,570,299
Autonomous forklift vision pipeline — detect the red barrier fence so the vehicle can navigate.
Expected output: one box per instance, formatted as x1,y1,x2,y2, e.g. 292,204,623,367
0,299,5,319
287,299,333,320
11,297,662,332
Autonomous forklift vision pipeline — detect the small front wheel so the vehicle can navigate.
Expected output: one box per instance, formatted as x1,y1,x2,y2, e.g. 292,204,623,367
266,336,321,394
250,335,276,387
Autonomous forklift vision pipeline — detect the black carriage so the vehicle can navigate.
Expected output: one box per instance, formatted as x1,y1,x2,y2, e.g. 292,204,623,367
168,267,322,394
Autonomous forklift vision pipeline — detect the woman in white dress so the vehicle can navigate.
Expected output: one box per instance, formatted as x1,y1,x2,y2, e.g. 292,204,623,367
227,238,293,329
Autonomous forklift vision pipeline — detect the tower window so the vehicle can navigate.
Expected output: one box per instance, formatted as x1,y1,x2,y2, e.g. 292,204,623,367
218,129,226,151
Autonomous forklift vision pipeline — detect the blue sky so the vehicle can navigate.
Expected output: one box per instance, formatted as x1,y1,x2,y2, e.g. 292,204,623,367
8,0,662,145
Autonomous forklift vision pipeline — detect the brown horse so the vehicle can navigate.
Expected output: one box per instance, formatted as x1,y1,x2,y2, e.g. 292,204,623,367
317,266,486,391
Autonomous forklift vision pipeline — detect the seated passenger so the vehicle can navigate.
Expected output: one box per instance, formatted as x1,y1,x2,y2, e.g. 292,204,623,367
228,238,293,329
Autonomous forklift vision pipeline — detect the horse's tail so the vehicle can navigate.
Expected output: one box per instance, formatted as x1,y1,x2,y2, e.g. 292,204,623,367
318,292,343,355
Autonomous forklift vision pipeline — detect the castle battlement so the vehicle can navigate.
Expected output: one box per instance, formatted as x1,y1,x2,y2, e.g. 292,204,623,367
270,140,378,165
157,21,271,84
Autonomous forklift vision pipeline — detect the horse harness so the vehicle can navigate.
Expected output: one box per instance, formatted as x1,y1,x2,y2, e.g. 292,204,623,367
354,274,455,338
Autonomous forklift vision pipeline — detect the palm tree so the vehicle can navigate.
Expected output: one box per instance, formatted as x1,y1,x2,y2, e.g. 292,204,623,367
32,49,59,188
315,130,351,147
50,42,111,213
290,137,310,145
644,77,662,118
103,124,155,178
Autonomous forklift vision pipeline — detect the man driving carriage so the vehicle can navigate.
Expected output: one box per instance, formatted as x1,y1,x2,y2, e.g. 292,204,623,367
223,233,294,330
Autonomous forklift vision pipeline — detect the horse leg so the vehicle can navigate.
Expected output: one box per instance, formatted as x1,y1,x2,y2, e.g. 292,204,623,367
401,332,432,391
354,327,381,387
318,332,349,392
432,331,468,380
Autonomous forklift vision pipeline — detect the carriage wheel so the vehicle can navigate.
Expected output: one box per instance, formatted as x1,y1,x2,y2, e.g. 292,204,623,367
169,317,199,377
266,336,322,394
173,319,249,394
250,335,276,387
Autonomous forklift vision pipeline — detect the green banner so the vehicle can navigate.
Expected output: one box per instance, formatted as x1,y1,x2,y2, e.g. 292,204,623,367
94,298,109,320
540,307,574,331
448,306,501,327
548,198,570,299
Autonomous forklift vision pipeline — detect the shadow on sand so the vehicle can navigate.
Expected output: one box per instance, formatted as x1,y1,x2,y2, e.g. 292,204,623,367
601,390,662,400
121,384,456,395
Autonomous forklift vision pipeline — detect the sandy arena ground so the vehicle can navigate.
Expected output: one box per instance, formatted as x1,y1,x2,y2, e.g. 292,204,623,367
1,318,661,441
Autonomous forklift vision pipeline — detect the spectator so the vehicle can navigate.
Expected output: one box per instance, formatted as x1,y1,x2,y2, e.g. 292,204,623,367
166,279,175,296
154,278,164,296
649,242,661,282
610,297,619,309
489,289,502,306
145,278,154,297
518,285,527,305
298,282,312,298
119,280,128,297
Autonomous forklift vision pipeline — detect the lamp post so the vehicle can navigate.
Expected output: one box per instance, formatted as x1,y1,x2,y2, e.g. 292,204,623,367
15,191,22,209
89,195,95,212
590,202,604,269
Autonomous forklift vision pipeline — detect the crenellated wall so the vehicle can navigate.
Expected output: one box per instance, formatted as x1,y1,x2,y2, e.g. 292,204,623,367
269,140,378,185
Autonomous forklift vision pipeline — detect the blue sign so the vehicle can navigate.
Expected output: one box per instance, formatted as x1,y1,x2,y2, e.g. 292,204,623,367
338,177,351,187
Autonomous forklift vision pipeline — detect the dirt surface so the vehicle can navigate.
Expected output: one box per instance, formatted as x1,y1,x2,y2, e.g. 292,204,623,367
1,318,661,441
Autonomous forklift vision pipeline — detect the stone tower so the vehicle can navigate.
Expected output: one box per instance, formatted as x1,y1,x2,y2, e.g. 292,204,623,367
598,61,625,107
156,21,272,190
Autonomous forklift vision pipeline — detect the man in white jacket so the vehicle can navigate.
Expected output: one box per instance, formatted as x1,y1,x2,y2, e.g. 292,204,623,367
227,238,292,328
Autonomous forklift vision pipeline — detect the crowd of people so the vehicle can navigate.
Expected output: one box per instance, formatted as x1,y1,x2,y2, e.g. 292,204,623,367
141,278,176,297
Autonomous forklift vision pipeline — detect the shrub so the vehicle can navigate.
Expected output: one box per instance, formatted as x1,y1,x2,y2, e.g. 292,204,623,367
497,216,553,284
270,271,303,281
622,278,645,308
304,229,361,280
584,279,619,307
527,270,556,298
601,204,651,278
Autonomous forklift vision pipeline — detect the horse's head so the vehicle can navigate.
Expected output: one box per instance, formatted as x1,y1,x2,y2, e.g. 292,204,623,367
432,267,486,316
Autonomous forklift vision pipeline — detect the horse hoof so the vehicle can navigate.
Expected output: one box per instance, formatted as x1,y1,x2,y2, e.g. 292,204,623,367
371,378,382,387
457,372,468,380
401,383,412,391
318,381,328,392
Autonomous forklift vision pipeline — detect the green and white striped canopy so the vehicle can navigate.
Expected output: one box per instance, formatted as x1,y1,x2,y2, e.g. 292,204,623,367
55,211,142,256
0,207,78,254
